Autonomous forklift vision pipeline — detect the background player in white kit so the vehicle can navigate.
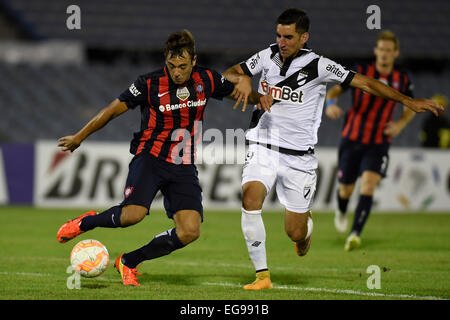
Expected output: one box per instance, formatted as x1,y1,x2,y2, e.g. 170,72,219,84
224,8,443,290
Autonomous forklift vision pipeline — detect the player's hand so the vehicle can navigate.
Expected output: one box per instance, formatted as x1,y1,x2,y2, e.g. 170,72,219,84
231,75,252,112
325,104,344,120
405,98,444,116
383,121,403,137
257,94,273,113
58,135,81,152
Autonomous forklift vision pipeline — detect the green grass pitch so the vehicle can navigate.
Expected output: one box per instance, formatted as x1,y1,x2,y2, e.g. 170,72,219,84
0,206,448,300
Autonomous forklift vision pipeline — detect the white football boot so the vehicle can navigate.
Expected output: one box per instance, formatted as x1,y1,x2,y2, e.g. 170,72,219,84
334,208,348,233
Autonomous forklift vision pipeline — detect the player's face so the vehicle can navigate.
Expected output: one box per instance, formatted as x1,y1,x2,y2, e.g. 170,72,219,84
276,24,308,60
166,50,197,84
374,40,399,68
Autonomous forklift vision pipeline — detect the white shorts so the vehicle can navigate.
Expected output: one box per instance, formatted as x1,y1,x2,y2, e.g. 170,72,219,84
242,143,318,213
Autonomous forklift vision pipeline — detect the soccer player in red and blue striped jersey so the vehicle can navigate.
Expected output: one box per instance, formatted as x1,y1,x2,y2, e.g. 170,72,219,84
325,30,416,251
56,30,272,286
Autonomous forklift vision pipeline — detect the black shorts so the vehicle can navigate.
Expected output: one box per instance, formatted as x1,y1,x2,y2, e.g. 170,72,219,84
337,138,390,184
120,152,203,221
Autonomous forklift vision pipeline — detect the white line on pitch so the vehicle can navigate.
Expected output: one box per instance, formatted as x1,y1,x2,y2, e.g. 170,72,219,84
1,271,446,300
0,271,52,277
201,281,447,300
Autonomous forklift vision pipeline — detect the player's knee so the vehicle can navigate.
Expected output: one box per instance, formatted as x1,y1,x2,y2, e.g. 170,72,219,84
339,184,355,199
177,225,200,245
173,210,202,245
242,193,264,211
360,172,381,195
120,205,147,226
360,182,378,195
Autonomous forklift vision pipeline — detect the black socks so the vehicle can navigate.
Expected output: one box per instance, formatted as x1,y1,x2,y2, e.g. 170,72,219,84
122,228,185,268
337,190,350,214
351,195,373,235
80,206,122,231
78,208,187,269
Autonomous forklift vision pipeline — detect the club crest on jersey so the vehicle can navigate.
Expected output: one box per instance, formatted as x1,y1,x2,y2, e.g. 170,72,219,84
297,72,308,87
196,84,204,93
124,186,134,198
260,81,304,104
176,87,190,101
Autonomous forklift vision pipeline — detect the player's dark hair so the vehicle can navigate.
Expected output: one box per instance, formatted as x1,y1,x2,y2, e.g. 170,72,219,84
164,30,196,61
277,8,310,34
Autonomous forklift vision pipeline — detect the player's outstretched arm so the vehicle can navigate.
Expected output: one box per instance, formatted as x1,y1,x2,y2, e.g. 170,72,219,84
58,99,129,152
350,73,444,116
225,89,273,113
223,64,253,112
248,91,273,112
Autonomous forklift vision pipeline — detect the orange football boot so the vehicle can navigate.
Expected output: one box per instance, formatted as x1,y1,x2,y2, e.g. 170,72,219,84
56,210,97,243
114,254,141,287
243,270,273,290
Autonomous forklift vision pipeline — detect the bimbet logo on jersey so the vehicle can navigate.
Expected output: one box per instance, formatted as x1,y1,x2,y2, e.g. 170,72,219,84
260,81,304,104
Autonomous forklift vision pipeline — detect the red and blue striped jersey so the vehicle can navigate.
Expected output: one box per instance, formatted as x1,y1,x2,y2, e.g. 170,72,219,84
119,65,234,164
341,63,414,145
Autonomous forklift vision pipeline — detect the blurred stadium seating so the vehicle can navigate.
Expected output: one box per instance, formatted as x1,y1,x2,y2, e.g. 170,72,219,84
0,0,449,146
2,0,449,57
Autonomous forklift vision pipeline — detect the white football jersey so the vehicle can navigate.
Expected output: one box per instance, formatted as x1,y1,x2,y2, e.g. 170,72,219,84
240,44,355,151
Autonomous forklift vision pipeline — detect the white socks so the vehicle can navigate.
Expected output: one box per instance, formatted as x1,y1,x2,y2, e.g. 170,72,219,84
241,208,267,272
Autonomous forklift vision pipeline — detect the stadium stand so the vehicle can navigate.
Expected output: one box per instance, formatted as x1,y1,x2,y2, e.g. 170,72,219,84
0,0,448,146
2,0,450,57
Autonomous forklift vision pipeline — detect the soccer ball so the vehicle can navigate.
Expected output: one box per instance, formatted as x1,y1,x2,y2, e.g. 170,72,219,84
70,239,109,278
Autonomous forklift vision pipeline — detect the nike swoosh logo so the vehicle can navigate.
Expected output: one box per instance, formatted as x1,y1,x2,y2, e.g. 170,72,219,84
158,91,170,98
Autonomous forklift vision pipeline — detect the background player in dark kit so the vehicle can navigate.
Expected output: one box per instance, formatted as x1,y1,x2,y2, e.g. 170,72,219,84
325,30,415,251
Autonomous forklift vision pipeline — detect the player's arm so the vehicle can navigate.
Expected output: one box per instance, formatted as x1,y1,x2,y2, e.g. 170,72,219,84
223,64,272,112
58,99,128,152
325,84,345,120
224,86,272,113
350,73,443,115
248,90,273,112
223,63,253,111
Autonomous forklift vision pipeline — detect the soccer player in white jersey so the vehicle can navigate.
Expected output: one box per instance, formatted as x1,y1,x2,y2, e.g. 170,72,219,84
224,8,443,290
